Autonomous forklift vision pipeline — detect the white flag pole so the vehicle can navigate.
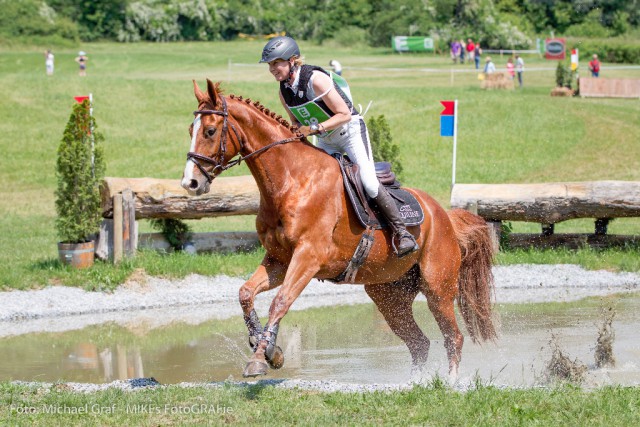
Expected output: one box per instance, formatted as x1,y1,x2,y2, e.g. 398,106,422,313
89,92,95,177
451,99,458,187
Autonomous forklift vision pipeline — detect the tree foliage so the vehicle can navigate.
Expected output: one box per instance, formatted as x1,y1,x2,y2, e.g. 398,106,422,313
3,0,639,48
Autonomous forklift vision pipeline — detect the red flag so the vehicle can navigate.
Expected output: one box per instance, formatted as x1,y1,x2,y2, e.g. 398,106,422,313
440,101,455,116
74,96,90,103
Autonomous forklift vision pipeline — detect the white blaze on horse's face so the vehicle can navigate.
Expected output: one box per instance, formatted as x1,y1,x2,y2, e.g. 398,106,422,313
181,115,209,195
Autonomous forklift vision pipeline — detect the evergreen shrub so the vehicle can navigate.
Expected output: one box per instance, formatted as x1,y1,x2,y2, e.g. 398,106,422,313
55,100,105,243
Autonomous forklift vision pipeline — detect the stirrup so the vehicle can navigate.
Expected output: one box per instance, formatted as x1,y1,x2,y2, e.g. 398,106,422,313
392,231,419,258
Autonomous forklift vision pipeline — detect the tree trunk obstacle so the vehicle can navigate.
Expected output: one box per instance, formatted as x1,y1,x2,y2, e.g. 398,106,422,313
97,176,260,261
98,178,640,260
451,181,640,249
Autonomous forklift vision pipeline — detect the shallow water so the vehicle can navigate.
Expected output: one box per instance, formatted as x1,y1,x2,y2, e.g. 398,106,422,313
1,293,639,387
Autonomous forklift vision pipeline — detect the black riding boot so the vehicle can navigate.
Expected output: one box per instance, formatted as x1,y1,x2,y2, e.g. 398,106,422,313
374,185,419,257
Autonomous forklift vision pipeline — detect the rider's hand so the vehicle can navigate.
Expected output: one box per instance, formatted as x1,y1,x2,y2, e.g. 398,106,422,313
296,125,318,137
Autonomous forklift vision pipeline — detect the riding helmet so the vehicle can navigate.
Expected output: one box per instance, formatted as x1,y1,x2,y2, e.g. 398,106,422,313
259,36,300,63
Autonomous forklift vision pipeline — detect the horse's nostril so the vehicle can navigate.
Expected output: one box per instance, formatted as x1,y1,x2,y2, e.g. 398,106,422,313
189,179,199,189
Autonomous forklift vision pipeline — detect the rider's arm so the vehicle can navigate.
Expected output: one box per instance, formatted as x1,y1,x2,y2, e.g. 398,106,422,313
311,72,351,132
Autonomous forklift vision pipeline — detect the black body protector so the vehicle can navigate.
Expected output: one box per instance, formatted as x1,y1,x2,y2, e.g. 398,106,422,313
280,65,356,117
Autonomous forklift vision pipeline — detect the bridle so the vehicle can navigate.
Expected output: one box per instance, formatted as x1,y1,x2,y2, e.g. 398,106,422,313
187,95,304,183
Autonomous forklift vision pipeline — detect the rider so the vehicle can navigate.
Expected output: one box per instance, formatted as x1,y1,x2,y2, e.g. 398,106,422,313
260,36,418,257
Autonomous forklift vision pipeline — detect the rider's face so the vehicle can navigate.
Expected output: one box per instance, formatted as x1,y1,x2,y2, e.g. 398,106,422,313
268,59,291,82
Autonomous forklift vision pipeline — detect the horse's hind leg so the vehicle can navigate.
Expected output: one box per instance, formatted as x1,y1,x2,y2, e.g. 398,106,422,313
365,268,430,369
419,262,463,379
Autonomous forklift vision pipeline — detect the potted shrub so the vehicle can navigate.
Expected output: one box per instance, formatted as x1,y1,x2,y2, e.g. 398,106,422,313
55,98,105,268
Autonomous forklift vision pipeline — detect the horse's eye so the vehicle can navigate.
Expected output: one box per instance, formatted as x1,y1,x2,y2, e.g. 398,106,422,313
188,123,193,136
206,127,217,138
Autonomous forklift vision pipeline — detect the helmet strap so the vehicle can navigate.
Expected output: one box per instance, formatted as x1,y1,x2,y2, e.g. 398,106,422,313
288,61,298,84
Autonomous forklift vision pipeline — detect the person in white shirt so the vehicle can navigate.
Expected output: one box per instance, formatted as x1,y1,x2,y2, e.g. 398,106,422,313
484,57,496,74
515,54,525,87
44,50,54,76
329,59,342,76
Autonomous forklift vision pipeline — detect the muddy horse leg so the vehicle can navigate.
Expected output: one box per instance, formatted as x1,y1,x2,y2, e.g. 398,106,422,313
364,268,430,369
239,256,287,371
243,251,319,378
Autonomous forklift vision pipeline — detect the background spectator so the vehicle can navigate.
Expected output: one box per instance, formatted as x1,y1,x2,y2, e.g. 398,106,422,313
484,56,496,74
588,54,600,77
474,43,482,69
44,49,54,76
329,59,342,76
75,51,88,77
466,38,475,63
515,54,524,87
507,57,515,79
450,40,461,64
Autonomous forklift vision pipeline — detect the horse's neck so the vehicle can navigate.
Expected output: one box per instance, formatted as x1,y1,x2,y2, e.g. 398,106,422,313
233,102,329,200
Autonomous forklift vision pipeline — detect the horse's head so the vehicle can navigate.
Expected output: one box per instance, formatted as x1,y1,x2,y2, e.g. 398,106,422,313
181,79,243,195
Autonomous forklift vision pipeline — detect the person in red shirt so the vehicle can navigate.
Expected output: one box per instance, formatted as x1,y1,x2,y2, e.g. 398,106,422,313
588,54,600,77
466,38,475,63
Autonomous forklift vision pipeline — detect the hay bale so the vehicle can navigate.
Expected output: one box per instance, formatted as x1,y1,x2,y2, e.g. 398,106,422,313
551,87,574,97
481,73,514,90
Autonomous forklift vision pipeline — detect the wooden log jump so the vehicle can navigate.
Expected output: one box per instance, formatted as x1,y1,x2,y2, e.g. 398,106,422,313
100,176,260,219
451,181,640,249
97,176,260,261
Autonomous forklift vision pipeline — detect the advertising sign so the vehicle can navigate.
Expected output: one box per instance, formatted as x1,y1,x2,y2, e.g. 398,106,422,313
545,38,566,60
392,36,434,52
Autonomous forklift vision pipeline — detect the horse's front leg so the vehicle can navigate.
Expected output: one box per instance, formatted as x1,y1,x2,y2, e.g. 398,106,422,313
243,248,320,378
239,256,286,355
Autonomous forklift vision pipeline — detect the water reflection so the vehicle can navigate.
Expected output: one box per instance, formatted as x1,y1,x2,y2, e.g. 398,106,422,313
1,293,639,387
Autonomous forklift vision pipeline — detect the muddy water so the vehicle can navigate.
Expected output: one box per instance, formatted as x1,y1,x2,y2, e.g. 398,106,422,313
1,293,639,387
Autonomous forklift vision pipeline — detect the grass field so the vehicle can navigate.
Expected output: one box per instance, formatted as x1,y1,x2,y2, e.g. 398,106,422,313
2,382,640,426
0,40,639,289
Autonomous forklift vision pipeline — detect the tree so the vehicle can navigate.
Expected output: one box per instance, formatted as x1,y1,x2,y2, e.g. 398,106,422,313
55,100,105,243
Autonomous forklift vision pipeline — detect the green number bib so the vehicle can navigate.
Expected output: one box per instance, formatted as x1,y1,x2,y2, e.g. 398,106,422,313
288,101,334,135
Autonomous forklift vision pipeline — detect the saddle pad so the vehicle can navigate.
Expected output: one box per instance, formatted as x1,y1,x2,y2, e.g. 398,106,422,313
336,156,424,230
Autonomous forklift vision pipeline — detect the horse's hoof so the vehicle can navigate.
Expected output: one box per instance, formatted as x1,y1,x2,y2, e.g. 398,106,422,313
243,360,269,378
266,345,284,369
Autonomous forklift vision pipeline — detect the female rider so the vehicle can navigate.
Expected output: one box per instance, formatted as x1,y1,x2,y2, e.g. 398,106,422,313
260,36,418,257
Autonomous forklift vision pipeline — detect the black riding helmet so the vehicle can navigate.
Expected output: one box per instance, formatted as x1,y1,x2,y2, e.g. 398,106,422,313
259,36,300,63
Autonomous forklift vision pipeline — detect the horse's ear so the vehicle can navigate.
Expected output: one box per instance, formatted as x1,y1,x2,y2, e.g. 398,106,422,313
206,79,221,108
193,80,207,104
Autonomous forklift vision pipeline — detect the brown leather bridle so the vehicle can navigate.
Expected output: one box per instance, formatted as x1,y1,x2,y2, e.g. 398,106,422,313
187,95,304,183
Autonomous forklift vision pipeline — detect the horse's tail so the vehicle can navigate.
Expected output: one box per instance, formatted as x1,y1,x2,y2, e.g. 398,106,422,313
447,208,498,343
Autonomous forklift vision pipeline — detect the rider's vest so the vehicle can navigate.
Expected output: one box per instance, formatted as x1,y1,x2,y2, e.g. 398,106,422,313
280,65,355,135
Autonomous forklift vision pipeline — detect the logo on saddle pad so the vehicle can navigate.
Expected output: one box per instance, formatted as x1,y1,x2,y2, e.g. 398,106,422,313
400,204,420,219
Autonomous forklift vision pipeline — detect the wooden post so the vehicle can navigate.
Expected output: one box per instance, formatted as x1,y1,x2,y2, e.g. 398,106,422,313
113,194,123,263
595,218,610,235
542,223,555,236
486,220,502,252
122,188,136,258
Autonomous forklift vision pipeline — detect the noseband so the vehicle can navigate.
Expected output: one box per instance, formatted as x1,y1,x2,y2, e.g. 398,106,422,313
187,95,304,183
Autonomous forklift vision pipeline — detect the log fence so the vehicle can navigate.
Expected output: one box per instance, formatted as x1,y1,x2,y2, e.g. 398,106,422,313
98,178,640,261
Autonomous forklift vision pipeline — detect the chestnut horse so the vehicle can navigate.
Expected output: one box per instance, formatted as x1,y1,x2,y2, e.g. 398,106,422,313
181,80,497,379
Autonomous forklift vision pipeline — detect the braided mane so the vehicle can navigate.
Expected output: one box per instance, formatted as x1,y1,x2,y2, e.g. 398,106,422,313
229,93,298,134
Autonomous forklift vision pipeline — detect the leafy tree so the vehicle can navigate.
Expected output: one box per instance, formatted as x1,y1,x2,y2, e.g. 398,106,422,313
367,115,404,179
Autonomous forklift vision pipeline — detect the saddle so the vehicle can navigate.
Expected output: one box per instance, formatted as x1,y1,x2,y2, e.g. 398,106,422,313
333,154,424,229
329,154,424,284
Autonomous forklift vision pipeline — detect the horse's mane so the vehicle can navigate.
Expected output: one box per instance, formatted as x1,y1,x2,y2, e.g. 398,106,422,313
228,94,298,134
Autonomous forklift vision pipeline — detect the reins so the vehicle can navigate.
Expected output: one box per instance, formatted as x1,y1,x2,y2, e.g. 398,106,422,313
187,95,304,183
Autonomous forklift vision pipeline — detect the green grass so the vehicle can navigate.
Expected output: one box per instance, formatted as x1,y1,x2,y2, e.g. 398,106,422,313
1,40,639,289
1,382,639,426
